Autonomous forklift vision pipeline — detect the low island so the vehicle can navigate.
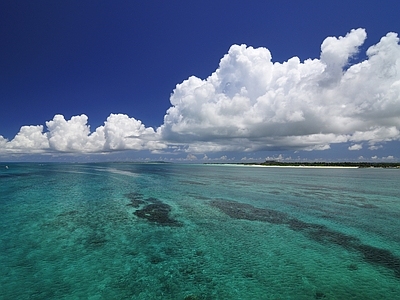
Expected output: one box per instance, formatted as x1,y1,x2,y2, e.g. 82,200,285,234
205,161,400,168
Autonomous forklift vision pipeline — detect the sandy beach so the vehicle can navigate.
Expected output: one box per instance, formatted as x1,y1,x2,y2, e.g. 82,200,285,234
205,163,359,169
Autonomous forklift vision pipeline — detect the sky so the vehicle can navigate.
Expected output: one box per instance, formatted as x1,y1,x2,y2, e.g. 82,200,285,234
1,0,400,162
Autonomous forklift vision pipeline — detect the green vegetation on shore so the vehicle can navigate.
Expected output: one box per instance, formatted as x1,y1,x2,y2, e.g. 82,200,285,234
206,161,400,168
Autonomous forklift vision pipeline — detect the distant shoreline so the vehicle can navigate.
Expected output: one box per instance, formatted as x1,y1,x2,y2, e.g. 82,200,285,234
204,161,400,169
220,164,359,169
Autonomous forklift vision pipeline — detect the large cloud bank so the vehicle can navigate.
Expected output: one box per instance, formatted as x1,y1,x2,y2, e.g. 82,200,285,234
1,28,400,155
161,28,400,152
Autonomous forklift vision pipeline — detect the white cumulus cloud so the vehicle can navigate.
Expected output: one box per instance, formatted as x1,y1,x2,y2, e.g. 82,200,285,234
0,114,166,154
348,144,363,151
160,28,400,153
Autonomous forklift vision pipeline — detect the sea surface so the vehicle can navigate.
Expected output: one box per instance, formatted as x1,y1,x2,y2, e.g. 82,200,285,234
0,163,399,299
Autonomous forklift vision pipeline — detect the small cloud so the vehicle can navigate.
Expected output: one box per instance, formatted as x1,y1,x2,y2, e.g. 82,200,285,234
348,144,362,151
241,156,263,161
186,154,197,160
382,155,395,160
369,145,383,150
264,154,287,161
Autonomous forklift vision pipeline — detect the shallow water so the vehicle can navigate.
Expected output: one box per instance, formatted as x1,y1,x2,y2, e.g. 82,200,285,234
1,163,399,299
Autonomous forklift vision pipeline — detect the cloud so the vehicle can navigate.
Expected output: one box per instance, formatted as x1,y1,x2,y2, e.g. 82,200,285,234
2,28,400,157
241,156,263,161
348,143,363,151
186,154,197,161
1,125,49,154
369,145,383,150
160,28,400,153
0,114,166,154
383,155,395,160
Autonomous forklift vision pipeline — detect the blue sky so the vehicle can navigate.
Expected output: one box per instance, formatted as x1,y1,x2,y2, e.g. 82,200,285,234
1,1,400,162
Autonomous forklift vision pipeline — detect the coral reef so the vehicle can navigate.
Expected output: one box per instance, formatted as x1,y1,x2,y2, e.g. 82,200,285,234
125,192,182,227
134,203,182,227
210,199,400,278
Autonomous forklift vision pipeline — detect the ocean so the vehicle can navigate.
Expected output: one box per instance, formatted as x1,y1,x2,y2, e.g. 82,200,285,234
0,163,399,299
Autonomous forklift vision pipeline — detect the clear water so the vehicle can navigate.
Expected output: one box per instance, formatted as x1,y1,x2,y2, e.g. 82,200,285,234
1,163,399,299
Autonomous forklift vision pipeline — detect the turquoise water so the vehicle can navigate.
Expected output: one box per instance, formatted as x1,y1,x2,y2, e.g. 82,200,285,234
1,163,400,299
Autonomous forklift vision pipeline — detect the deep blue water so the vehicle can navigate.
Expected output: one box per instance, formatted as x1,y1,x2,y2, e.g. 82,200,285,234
0,163,399,299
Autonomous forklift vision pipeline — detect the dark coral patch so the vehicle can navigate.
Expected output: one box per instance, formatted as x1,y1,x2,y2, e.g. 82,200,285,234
315,291,326,299
125,192,147,207
58,210,79,217
125,191,182,227
145,197,162,204
209,199,400,279
355,244,400,278
209,200,288,224
134,203,182,227
149,255,164,264
357,203,378,209
124,192,144,200
348,263,358,271
288,218,360,250
180,180,207,185
184,295,200,300
288,219,323,231
126,199,146,208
